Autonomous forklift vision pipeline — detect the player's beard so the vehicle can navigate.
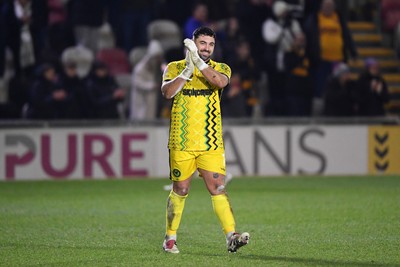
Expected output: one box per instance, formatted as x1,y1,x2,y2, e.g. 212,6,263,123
198,51,211,62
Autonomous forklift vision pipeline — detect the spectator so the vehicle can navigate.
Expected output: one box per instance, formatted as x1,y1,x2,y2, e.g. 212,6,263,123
58,61,86,119
220,17,245,64
262,0,305,116
356,58,389,116
129,40,164,120
26,63,74,119
45,0,75,63
2,0,49,75
183,3,209,39
223,39,259,118
2,72,32,118
285,55,313,117
323,63,357,117
221,74,247,118
85,61,125,119
304,0,357,104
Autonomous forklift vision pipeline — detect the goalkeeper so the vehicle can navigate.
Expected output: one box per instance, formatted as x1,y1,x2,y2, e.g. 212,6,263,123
161,26,250,254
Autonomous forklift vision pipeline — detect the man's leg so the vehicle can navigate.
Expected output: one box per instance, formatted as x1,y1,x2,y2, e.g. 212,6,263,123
163,150,196,253
199,168,250,252
163,178,192,254
165,178,192,237
199,169,235,234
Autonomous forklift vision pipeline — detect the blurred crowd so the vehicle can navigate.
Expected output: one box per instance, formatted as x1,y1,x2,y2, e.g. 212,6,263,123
0,0,390,120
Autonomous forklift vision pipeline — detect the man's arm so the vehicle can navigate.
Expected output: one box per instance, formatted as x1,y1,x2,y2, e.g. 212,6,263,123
200,67,229,89
161,51,194,99
161,72,187,99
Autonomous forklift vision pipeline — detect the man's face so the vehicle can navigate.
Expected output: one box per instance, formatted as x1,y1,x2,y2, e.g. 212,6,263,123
339,72,351,84
369,64,379,76
194,35,215,62
321,0,335,16
44,68,56,81
64,66,77,77
194,4,208,23
95,68,108,78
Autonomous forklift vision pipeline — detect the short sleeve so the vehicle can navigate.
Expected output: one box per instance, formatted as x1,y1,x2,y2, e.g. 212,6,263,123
214,62,232,80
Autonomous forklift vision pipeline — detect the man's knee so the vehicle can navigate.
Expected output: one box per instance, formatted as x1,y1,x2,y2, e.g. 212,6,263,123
173,181,190,196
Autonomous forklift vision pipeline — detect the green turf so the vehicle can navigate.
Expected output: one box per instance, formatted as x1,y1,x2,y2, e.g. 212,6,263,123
0,176,399,267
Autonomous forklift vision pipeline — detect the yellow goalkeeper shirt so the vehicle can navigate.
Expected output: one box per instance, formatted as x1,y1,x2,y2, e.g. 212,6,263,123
163,59,231,151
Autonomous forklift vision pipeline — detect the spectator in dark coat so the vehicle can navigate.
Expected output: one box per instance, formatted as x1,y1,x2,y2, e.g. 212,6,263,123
85,61,125,119
285,58,313,117
27,63,74,119
223,39,260,118
2,0,49,75
323,63,357,117
58,62,87,119
2,72,32,118
262,0,305,116
220,17,245,66
356,58,389,116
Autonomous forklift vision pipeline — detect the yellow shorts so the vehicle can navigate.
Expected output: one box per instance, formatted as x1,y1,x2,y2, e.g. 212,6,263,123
169,149,226,181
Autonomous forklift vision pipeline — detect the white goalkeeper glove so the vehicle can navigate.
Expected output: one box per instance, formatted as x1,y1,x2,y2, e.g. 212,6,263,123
183,38,208,71
179,51,194,80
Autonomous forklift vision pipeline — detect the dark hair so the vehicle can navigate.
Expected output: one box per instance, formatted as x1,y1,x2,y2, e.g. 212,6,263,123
35,63,54,77
92,61,108,71
193,26,216,40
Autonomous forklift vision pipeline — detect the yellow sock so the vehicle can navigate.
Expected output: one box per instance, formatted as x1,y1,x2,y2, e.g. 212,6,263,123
166,190,188,236
211,194,236,235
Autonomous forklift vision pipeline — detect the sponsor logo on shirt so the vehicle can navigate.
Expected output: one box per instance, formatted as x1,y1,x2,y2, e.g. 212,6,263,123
182,89,212,97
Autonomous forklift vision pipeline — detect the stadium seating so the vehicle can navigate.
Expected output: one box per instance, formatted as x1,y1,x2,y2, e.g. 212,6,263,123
61,45,94,78
348,21,400,114
128,46,147,68
96,47,131,76
96,47,132,96
97,23,116,51
147,19,181,52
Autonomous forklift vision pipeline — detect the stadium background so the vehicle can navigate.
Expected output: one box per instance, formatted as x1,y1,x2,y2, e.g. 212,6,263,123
1,0,399,180
0,2,399,266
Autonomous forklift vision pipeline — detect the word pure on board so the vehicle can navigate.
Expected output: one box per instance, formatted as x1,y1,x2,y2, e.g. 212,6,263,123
4,133,148,180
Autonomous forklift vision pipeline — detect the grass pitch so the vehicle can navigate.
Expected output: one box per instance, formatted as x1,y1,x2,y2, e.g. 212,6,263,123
0,176,399,267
